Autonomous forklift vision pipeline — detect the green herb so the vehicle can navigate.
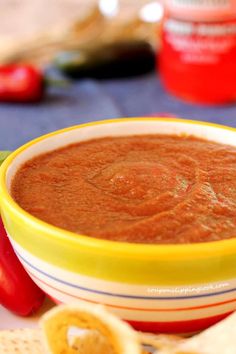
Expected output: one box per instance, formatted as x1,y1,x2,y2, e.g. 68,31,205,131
0,151,11,166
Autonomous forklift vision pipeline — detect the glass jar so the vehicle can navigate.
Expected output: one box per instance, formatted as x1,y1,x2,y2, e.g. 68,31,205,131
159,0,236,104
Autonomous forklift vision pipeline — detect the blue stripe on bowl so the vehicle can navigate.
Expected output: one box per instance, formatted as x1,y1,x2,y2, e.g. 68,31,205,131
16,251,236,301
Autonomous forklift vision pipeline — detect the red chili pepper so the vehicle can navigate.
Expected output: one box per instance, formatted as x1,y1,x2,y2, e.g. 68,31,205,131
0,217,45,316
0,65,44,102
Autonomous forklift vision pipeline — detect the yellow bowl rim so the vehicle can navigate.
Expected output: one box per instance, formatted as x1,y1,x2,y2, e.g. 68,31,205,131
1,117,236,261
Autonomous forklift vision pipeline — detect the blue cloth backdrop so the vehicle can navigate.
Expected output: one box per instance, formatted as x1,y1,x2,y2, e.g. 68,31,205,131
0,72,236,150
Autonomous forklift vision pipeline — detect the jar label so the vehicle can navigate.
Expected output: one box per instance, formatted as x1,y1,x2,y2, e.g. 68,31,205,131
163,18,236,64
164,0,236,21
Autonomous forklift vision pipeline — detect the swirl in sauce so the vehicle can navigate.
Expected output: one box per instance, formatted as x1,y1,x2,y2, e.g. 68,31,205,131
11,135,236,244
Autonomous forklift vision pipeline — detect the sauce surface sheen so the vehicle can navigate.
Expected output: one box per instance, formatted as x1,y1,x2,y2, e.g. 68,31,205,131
11,135,236,244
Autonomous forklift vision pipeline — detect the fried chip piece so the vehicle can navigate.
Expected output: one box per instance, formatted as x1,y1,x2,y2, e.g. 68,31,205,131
40,302,142,354
157,312,236,354
140,332,184,352
0,328,43,353
70,328,116,353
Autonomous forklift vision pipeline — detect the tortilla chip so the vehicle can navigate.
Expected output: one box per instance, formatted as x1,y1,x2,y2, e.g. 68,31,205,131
0,328,43,353
156,312,236,354
140,332,184,351
1,305,235,353
40,302,142,354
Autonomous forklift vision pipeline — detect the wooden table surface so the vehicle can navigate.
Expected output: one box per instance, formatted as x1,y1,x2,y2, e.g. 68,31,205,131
0,0,154,64
0,0,150,38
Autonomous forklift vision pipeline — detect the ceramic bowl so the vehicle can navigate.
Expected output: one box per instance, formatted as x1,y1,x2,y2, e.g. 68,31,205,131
1,118,236,334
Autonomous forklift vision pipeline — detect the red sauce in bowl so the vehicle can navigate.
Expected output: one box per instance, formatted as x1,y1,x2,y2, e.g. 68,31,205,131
11,135,236,244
